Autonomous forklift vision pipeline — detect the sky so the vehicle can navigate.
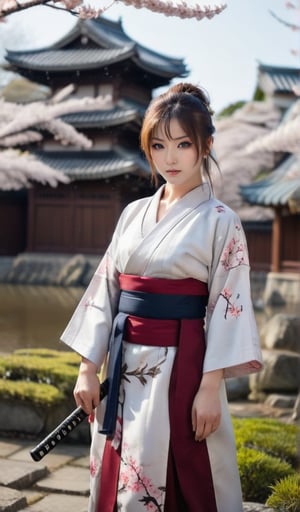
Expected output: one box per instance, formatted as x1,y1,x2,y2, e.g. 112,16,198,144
0,0,299,113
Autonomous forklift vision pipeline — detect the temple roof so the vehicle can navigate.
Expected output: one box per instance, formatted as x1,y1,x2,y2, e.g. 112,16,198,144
61,101,144,128
5,16,187,87
240,153,300,212
34,149,150,181
258,63,300,96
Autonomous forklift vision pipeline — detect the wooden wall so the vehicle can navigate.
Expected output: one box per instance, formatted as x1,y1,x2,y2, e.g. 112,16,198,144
243,221,272,272
26,178,152,254
0,192,27,255
27,181,121,254
281,213,300,272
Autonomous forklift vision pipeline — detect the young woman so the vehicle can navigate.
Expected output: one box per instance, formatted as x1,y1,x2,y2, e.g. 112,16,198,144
61,82,263,512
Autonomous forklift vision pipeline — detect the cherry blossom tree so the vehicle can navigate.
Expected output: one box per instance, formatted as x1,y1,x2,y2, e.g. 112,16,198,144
270,1,300,57
0,0,227,21
0,86,112,189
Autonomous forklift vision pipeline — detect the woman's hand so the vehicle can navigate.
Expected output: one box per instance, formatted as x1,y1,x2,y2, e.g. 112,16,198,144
191,369,223,442
74,357,100,415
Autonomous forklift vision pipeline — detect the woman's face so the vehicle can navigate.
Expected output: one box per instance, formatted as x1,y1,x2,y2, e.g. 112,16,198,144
150,118,203,191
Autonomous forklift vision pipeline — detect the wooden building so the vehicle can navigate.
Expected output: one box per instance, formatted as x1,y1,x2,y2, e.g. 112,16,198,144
241,78,300,303
3,16,187,255
257,63,300,110
242,64,300,275
241,153,300,273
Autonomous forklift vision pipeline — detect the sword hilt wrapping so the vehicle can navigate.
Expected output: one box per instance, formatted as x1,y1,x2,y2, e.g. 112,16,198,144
30,378,109,462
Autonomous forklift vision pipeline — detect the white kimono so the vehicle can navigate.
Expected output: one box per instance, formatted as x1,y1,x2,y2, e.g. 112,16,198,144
61,183,263,512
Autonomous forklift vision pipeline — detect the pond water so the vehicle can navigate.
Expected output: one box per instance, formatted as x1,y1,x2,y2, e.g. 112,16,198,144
0,284,298,355
0,284,84,354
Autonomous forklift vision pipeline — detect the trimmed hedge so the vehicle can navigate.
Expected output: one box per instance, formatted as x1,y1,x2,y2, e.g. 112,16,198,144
0,348,80,403
0,379,64,406
237,446,294,503
233,417,298,466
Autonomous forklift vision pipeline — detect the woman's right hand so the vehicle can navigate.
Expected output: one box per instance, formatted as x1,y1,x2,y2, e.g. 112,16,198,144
73,357,100,415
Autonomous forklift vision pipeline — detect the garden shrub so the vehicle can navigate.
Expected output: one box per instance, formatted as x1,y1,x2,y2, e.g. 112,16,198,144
266,473,300,511
237,446,294,503
0,379,64,406
233,417,298,466
0,348,81,403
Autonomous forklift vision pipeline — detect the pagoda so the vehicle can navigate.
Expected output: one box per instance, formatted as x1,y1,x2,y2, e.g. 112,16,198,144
4,16,187,255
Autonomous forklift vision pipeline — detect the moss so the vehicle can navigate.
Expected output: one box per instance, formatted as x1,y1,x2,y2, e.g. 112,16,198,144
217,100,245,119
0,348,80,405
252,86,266,102
237,447,294,503
0,379,64,406
233,417,298,466
266,474,300,511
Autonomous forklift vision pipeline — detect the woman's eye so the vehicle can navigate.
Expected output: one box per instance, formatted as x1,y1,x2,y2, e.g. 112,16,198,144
178,141,192,148
151,143,164,150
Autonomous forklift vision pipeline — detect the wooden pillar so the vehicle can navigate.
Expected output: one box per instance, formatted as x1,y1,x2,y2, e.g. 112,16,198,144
26,188,35,252
271,207,282,272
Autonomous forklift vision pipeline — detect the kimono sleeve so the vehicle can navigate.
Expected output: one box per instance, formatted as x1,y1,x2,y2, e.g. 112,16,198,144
203,208,263,378
60,213,125,370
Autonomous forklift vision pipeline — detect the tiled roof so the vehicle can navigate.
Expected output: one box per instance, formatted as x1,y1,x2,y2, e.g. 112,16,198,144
258,63,300,95
5,16,187,79
240,154,300,209
34,150,150,181
61,103,143,128
6,46,135,72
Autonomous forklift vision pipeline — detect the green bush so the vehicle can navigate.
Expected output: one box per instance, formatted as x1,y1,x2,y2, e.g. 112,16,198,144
266,473,300,512
233,417,298,466
0,379,64,406
0,348,80,403
237,447,294,503
217,100,245,119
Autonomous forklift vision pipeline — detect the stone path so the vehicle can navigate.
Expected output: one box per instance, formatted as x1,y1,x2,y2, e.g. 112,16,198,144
0,437,90,512
0,432,277,512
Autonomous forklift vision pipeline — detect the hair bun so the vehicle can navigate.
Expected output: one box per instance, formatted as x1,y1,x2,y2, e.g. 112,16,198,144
169,82,214,116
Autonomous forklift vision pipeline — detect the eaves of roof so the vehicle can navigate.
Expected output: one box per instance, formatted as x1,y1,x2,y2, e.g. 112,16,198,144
33,150,150,181
258,63,300,94
240,154,300,208
5,46,135,72
5,16,187,79
80,17,187,77
61,104,143,128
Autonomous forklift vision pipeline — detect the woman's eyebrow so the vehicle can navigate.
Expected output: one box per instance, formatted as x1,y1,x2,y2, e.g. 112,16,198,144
152,135,188,141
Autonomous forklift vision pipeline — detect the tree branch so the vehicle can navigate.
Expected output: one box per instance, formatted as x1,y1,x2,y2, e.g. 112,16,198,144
0,0,227,21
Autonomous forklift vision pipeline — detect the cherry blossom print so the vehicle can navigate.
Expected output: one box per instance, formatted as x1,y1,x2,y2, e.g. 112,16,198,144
90,456,99,478
220,288,243,319
215,204,225,213
112,415,123,450
122,349,168,386
118,446,165,511
84,296,94,308
95,253,111,277
221,227,248,270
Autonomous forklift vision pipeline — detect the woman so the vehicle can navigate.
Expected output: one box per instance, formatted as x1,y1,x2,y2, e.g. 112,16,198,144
61,82,263,512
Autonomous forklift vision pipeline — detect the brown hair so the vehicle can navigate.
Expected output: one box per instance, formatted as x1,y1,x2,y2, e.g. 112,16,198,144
140,82,218,187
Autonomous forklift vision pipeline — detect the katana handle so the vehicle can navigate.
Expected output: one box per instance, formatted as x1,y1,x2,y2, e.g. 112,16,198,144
30,378,109,462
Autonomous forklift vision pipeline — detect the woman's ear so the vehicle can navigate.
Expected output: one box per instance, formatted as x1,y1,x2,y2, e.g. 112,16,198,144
207,135,213,154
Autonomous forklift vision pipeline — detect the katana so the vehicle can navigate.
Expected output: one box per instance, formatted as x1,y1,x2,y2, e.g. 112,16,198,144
30,378,109,462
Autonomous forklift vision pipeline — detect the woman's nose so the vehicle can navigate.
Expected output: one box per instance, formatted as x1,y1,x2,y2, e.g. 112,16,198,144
165,148,177,165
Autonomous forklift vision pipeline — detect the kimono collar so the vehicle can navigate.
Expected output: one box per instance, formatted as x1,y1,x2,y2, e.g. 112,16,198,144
141,182,212,237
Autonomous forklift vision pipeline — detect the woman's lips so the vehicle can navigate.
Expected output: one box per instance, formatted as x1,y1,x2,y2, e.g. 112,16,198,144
166,170,181,176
